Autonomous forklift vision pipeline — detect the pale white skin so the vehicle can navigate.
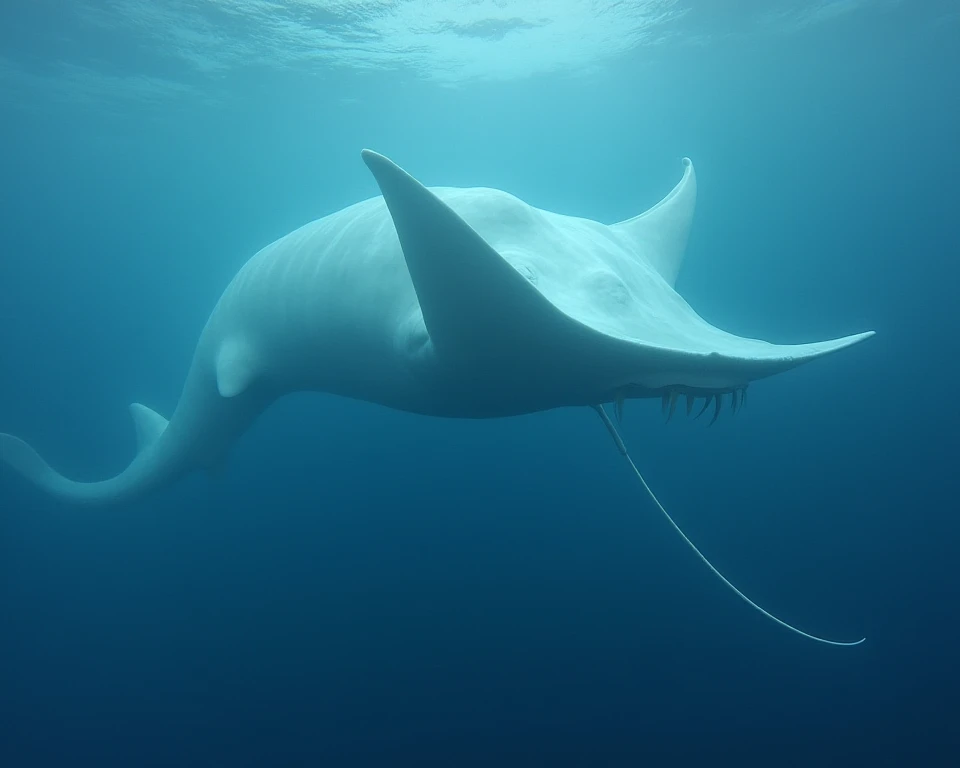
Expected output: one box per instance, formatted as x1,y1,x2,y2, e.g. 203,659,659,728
0,150,873,506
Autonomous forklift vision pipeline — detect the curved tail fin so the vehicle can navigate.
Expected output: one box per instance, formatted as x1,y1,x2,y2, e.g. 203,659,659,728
1,403,170,506
592,405,864,647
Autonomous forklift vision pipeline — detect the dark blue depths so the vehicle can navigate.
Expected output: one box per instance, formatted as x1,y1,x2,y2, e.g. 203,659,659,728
0,3,958,765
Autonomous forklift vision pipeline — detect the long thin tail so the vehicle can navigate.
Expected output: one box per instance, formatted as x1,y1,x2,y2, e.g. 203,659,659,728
0,403,171,506
592,404,864,647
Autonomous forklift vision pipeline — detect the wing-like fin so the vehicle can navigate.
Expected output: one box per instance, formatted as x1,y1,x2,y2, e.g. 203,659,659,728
361,149,571,364
611,157,696,288
362,149,873,387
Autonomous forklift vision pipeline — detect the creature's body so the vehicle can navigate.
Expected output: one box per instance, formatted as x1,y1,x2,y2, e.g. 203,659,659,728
1,150,873,645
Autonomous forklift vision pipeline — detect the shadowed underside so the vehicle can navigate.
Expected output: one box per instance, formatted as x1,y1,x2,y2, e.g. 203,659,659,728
1,148,873,646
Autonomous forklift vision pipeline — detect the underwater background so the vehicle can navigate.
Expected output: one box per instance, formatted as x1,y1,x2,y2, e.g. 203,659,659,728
1,1,957,765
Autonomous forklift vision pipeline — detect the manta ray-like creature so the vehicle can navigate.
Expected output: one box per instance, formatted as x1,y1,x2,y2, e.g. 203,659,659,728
1,150,873,646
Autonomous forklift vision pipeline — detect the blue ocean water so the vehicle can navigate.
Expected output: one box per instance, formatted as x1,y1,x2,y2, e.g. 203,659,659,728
1,1,957,765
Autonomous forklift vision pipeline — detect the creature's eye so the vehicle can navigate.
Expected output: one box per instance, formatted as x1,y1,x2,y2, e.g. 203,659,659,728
584,269,630,307
512,262,538,286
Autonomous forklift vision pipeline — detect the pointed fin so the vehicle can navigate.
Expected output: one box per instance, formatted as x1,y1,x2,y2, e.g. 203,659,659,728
128,403,169,453
216,337,257,398
361,149,565,362
361,150,872,388
612,157,696,287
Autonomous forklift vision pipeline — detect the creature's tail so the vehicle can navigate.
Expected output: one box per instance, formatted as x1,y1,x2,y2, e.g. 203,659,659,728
1,403,171,506
592,405,865,647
